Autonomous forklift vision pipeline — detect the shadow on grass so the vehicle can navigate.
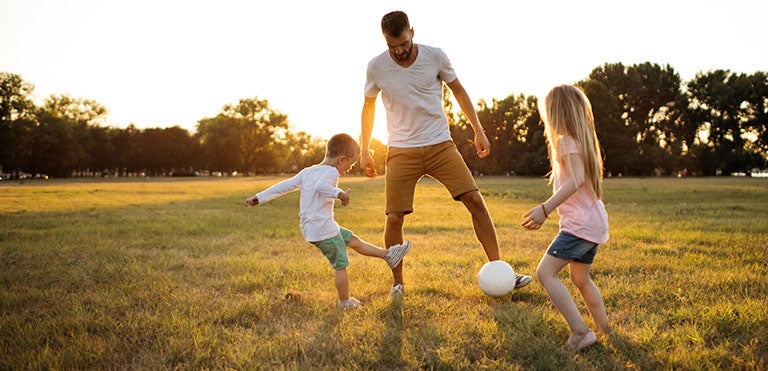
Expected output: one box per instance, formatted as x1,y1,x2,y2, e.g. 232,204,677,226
376,298,408,368
490,293,662,369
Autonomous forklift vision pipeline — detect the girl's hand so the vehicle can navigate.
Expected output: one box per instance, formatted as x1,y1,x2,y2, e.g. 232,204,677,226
521,206,547,229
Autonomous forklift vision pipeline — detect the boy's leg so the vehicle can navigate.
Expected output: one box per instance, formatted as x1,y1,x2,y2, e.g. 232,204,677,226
570,262,610,333
458,191,500,261
348,235,386,258
536,254,590,345
335,268,350,302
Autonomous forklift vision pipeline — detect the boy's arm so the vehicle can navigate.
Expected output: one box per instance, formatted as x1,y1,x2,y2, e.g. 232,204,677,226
244,173,302,207
315,169,347,204
244,194,260,206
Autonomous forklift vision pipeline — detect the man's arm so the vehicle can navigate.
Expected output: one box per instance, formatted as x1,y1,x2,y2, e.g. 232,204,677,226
447,78,491,158
360,95,378,177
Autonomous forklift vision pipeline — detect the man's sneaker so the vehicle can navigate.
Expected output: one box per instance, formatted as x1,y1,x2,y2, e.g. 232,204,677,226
384,240,411,268
339,297,362,310
389,283,405,299
515,274,533,289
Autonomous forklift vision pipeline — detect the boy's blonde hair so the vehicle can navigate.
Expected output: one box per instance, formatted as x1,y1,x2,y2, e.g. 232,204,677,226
539,84,603,198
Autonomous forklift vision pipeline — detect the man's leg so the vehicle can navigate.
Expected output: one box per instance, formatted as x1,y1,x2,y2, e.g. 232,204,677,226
385,212,406,284
458,190,500,261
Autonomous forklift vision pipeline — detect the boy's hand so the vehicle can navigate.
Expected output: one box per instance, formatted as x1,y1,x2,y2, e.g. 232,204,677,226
245,195,259,207
338,189,351,206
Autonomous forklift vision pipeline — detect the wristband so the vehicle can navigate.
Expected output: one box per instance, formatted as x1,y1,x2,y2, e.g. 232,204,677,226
541,203,549,218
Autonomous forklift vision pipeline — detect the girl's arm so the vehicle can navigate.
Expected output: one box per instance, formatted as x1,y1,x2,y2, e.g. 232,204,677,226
522,153,583,229
543,153,584,212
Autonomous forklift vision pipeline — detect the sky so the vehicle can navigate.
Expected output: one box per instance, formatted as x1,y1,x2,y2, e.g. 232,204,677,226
1,0,766,142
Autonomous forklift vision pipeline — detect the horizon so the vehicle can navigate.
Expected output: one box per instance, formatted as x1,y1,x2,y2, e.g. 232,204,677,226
2,0,766,142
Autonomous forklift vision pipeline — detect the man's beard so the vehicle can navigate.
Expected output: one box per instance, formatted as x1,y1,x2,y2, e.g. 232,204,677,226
392,41,413,62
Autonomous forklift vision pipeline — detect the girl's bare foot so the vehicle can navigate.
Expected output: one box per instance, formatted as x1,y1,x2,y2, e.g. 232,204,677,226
563,330,597,352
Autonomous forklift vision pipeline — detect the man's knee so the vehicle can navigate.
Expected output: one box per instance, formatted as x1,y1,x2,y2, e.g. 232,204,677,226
459,191,487,212
386,212,405,229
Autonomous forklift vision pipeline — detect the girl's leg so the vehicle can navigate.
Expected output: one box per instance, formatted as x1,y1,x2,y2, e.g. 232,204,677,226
570,262,610,333
536,254,592,348
348,235,386,259
335,268,350,301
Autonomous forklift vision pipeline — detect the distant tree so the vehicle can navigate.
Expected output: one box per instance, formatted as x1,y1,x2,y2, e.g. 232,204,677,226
742,71,768,169
85,125,118,175
585,62,686,175
197,97,289,174
368,137,388,176
685,70,767,175
579,78,635,177
447,85,544,175
111,124,141,176
132,126,198,176
511,96,547,176
0,72,36,176
280,130,325,173
31,94,108,177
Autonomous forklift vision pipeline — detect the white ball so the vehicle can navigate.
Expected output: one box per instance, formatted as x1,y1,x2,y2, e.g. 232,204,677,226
477,260,516,297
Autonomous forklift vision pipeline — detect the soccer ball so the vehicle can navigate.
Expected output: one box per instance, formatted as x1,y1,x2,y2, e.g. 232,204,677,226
477,260,516,297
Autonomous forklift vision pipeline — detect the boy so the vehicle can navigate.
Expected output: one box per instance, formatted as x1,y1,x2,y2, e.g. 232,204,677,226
245,133,411,310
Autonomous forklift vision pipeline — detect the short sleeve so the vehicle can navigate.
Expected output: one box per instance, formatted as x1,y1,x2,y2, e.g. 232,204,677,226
436,48,457,84
558,135,580,158
364,60,380,98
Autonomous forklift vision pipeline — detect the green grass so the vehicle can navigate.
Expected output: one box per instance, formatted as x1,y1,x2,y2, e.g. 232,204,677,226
1,176,766,369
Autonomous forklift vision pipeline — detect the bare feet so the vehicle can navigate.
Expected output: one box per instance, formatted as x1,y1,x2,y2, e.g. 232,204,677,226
563,330,597,352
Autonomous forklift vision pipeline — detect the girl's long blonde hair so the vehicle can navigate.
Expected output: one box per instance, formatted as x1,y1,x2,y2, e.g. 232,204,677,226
539,84,603,199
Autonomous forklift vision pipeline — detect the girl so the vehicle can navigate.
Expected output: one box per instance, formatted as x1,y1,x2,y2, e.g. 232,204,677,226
522,84,610,352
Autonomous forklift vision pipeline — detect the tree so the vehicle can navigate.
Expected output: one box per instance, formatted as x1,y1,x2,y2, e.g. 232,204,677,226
580,78,635,177
197,97,290,174
447,84,545,176
476,94,542,175
585,62,686,175
133,126,198,176
0,72,36,176
685,70,767,175
30,94,108,177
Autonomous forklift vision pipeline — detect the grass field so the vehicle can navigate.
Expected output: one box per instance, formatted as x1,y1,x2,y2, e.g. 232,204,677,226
1,176,766,369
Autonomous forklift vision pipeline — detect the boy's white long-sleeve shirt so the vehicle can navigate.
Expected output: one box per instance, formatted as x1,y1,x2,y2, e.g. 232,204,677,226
255,165,342,243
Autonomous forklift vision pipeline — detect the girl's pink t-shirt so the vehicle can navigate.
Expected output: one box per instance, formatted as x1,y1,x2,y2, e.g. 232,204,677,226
553,135,609,244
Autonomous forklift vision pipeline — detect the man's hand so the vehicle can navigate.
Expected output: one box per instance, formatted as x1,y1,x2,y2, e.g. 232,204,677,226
474,131,491,158
360,151,377,178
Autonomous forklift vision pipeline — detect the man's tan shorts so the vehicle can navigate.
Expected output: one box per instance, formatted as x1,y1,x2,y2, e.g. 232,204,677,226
385,140,478,215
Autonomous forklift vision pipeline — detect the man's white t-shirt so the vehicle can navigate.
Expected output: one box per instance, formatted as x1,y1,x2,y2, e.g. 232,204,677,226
255,165,342,243
364,44,457,148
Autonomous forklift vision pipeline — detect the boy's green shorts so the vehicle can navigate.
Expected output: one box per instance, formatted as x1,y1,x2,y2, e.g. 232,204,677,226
312,228,352,270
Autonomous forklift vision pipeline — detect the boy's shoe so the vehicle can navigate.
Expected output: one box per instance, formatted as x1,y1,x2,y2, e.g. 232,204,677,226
339,297,362,310
389,283,405,299
384,240,411,268
515,274,533,289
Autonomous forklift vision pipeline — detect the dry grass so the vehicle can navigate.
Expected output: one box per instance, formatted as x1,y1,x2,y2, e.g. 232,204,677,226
1,176,766,369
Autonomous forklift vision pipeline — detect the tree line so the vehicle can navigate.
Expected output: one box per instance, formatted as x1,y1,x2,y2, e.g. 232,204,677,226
1,62,766,179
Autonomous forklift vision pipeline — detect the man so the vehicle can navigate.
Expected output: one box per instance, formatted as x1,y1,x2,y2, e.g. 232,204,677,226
360,10,532,299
